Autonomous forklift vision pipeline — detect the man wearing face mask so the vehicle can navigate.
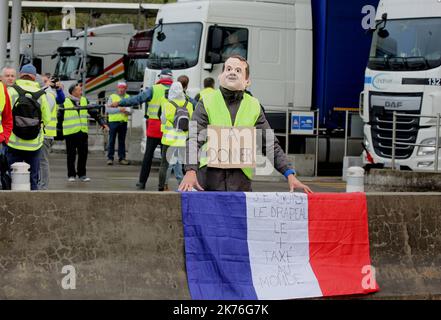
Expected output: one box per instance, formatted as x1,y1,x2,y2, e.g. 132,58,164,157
179,55,312,193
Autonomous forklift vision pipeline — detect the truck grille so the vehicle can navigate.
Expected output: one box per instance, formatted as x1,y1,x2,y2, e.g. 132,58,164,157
369,92,423,159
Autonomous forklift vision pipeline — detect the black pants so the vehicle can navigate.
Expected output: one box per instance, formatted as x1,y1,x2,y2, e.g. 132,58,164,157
138,137,162,186
158,144,169,191
65,131,88,178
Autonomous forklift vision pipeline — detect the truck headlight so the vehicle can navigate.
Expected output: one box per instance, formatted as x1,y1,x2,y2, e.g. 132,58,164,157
417,138,437,156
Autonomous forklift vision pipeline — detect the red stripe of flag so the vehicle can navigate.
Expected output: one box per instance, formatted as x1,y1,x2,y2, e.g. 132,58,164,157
308,193,380,297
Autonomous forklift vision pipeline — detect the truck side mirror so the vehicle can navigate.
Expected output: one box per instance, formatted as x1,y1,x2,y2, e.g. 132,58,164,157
378,28,389,38
211,27,223,51
157,31,166,42
209,52,222,65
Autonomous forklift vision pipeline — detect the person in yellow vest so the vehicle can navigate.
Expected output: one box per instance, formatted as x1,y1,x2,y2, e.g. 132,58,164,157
62,83,108,182
105,81,131,165
110,68,173,190
37,73,65,190
6,64,51,190
179,55,312,193
194,77,215,103
158,81,193,191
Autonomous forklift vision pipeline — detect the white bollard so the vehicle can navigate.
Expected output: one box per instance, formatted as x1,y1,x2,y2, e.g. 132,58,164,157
346,166,365,193
11,162,31,191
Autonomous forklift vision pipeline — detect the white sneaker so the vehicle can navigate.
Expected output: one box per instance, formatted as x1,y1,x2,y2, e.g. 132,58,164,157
79,176,91,182
68,177,76,182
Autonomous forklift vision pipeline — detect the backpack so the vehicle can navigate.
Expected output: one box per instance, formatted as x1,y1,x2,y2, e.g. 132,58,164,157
11,84,45,140
169,100,189,131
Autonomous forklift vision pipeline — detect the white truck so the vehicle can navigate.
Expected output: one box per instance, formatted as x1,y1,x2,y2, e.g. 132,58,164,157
143,0,312,110
54,24,135,104
7,30,72,75
362,0,441,171
141,0,312,154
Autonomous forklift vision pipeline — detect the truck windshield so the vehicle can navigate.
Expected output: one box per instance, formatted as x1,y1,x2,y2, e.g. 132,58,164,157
54,54,81,80
147,22,202,70
368,18,441,71
126,57,147,81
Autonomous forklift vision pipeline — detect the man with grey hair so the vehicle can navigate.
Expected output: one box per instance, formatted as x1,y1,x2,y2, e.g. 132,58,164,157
1,66,17,88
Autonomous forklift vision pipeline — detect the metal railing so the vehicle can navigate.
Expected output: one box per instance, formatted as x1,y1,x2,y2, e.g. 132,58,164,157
391,111,441,171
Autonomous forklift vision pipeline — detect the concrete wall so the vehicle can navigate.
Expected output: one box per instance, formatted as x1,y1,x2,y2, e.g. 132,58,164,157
0,192,190,299
367,193,441,299
366,169,441,192
0,192,440,299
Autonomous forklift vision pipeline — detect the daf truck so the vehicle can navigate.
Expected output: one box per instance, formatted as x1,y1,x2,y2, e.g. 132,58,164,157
361,0,441,171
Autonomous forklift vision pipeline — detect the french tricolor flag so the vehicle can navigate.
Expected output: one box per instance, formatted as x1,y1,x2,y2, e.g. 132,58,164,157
182,192,379,300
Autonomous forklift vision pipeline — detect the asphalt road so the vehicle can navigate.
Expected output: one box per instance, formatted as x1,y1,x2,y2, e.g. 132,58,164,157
46,152,346,193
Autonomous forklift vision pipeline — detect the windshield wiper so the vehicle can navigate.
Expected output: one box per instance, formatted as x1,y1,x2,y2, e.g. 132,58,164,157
368,56,390,70
405,57,430,70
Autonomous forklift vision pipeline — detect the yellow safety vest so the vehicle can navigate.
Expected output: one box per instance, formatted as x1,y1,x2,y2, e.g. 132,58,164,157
0,83,5,135
160,99,194,147
7,79,50,151
108,93,130,122
44,91,58,137
62,97,89,136
199,89,261,180
199,87,215,101
147,84,167,120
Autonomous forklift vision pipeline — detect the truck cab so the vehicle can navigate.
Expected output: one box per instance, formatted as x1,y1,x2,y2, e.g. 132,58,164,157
19,30,73,75
362,0,441,170
143,0,312,111
54,24,135,104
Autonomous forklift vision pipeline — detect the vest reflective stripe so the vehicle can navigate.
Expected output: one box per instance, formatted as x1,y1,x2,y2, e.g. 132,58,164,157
108,93,130,122
45,92,58,137
62,97,89,136
0,83,5,135
161,99,193,147
147,84,166,120
8,132,43,149
7,79,46,151
199,90,261,180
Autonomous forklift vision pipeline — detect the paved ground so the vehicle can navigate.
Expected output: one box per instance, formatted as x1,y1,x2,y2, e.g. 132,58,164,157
47,152,346,193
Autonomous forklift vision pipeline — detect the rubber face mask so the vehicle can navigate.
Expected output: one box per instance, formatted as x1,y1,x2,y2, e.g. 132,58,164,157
218,58,249,91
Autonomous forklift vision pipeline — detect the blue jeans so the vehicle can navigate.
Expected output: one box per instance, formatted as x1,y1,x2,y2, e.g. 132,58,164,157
6,146,41,190
107,121,128,161
165,147,184,187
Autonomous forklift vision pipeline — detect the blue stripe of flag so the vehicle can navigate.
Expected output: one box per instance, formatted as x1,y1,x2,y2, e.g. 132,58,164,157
181,192,258,300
